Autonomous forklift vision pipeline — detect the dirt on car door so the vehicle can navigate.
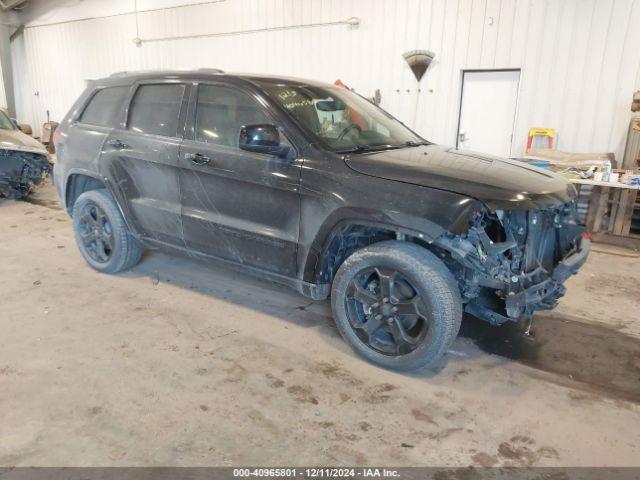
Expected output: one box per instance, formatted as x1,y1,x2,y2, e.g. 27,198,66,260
178,82,302,276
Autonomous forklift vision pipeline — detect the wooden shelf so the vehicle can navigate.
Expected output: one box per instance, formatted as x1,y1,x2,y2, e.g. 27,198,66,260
575,182,639,237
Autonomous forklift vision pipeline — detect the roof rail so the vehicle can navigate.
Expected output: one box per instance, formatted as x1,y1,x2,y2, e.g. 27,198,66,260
109,70,161,78
108,68,224,78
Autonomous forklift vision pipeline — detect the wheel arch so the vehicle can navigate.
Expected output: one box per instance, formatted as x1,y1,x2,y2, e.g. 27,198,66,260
64,171,107,214
64,170,139,236
302,213,448,289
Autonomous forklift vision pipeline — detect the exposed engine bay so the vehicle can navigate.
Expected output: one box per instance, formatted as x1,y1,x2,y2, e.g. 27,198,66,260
434,200,589,325
0,150,53,199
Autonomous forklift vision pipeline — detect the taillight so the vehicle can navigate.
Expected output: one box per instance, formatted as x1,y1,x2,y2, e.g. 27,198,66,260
52,127,61,147
582,231,593,241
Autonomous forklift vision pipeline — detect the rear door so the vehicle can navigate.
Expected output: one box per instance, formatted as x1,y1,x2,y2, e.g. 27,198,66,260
101,81,189,245
179,82,302,276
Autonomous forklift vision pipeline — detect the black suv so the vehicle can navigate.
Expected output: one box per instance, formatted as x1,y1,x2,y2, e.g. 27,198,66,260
54,69,589,370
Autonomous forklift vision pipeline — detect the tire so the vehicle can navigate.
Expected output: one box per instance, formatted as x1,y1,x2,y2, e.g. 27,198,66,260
72,188,142,274
331,241,462,371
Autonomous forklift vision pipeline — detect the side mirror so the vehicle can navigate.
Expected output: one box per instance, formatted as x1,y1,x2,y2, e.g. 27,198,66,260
11,118,20,129
239,124,290,158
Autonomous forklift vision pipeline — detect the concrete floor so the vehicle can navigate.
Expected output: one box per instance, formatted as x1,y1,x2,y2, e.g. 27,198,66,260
1,184,639,467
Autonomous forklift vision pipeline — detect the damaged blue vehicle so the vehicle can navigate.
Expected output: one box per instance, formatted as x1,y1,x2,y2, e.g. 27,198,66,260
53,70,590,370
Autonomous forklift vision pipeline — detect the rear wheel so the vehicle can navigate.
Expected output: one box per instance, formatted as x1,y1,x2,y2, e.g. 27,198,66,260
72,189,142,274
331,241,462,370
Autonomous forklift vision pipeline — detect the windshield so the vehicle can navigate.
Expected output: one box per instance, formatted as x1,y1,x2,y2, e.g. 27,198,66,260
262,84,425,152
0,111,15,130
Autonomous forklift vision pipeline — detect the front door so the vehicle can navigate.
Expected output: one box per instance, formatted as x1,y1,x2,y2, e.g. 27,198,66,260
179,83,302,276
457,70,520,158
101,82,189,245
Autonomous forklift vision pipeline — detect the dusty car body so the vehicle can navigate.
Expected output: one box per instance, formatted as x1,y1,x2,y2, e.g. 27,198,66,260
0,111,52,199
53,70,589,370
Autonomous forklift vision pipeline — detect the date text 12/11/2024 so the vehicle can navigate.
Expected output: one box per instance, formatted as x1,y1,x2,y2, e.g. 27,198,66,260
233,468,400,478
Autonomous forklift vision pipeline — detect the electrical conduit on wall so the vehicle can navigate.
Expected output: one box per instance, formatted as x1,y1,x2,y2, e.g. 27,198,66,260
133,17,360,45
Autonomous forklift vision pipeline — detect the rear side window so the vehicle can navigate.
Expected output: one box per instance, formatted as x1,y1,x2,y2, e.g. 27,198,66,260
128,84,185,137
79,86,129,127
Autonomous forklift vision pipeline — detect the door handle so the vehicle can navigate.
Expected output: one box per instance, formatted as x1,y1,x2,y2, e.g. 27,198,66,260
108,139,129,150
185,152,211,165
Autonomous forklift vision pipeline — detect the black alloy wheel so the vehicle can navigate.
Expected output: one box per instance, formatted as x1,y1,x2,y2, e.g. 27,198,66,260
72,189,142,273
344,266,429,355
77,202,115,263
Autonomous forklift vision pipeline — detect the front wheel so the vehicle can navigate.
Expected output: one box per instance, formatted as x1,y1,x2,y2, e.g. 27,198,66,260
331,241,462,371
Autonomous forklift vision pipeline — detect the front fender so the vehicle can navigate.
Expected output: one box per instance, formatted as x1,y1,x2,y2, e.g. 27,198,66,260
300,200,479,284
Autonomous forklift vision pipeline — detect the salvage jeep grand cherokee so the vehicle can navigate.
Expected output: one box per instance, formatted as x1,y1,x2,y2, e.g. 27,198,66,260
53,70,589,370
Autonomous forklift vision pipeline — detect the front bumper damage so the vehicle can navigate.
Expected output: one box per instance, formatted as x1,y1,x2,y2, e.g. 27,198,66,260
434,201,589,325
505,238,589,310
0,149,53,199
464,238,589,325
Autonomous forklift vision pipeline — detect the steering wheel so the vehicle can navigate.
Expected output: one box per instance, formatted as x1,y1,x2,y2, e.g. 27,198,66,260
337,124,362,142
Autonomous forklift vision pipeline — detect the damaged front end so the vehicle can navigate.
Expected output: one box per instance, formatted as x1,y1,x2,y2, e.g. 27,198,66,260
0,149,53,199
434,201,590,325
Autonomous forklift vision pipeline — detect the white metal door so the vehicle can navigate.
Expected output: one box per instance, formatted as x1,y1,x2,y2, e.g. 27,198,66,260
457,70,520,158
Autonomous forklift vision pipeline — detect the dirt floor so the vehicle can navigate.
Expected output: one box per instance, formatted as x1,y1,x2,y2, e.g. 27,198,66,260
1,184,639,467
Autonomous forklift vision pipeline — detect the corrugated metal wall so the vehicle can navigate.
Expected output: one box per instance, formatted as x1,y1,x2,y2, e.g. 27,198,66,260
11,0,640,161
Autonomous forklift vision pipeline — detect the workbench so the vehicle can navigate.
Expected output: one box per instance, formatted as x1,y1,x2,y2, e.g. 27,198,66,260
570,179,640,236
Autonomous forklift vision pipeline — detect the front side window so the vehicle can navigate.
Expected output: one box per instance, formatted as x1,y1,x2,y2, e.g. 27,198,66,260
128,84,185,137
262,84,425,152
195,84,270,147
79,86,130,127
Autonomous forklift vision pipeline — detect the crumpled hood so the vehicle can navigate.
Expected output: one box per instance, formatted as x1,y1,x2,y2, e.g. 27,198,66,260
0,128,49,156
344,144,575,210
